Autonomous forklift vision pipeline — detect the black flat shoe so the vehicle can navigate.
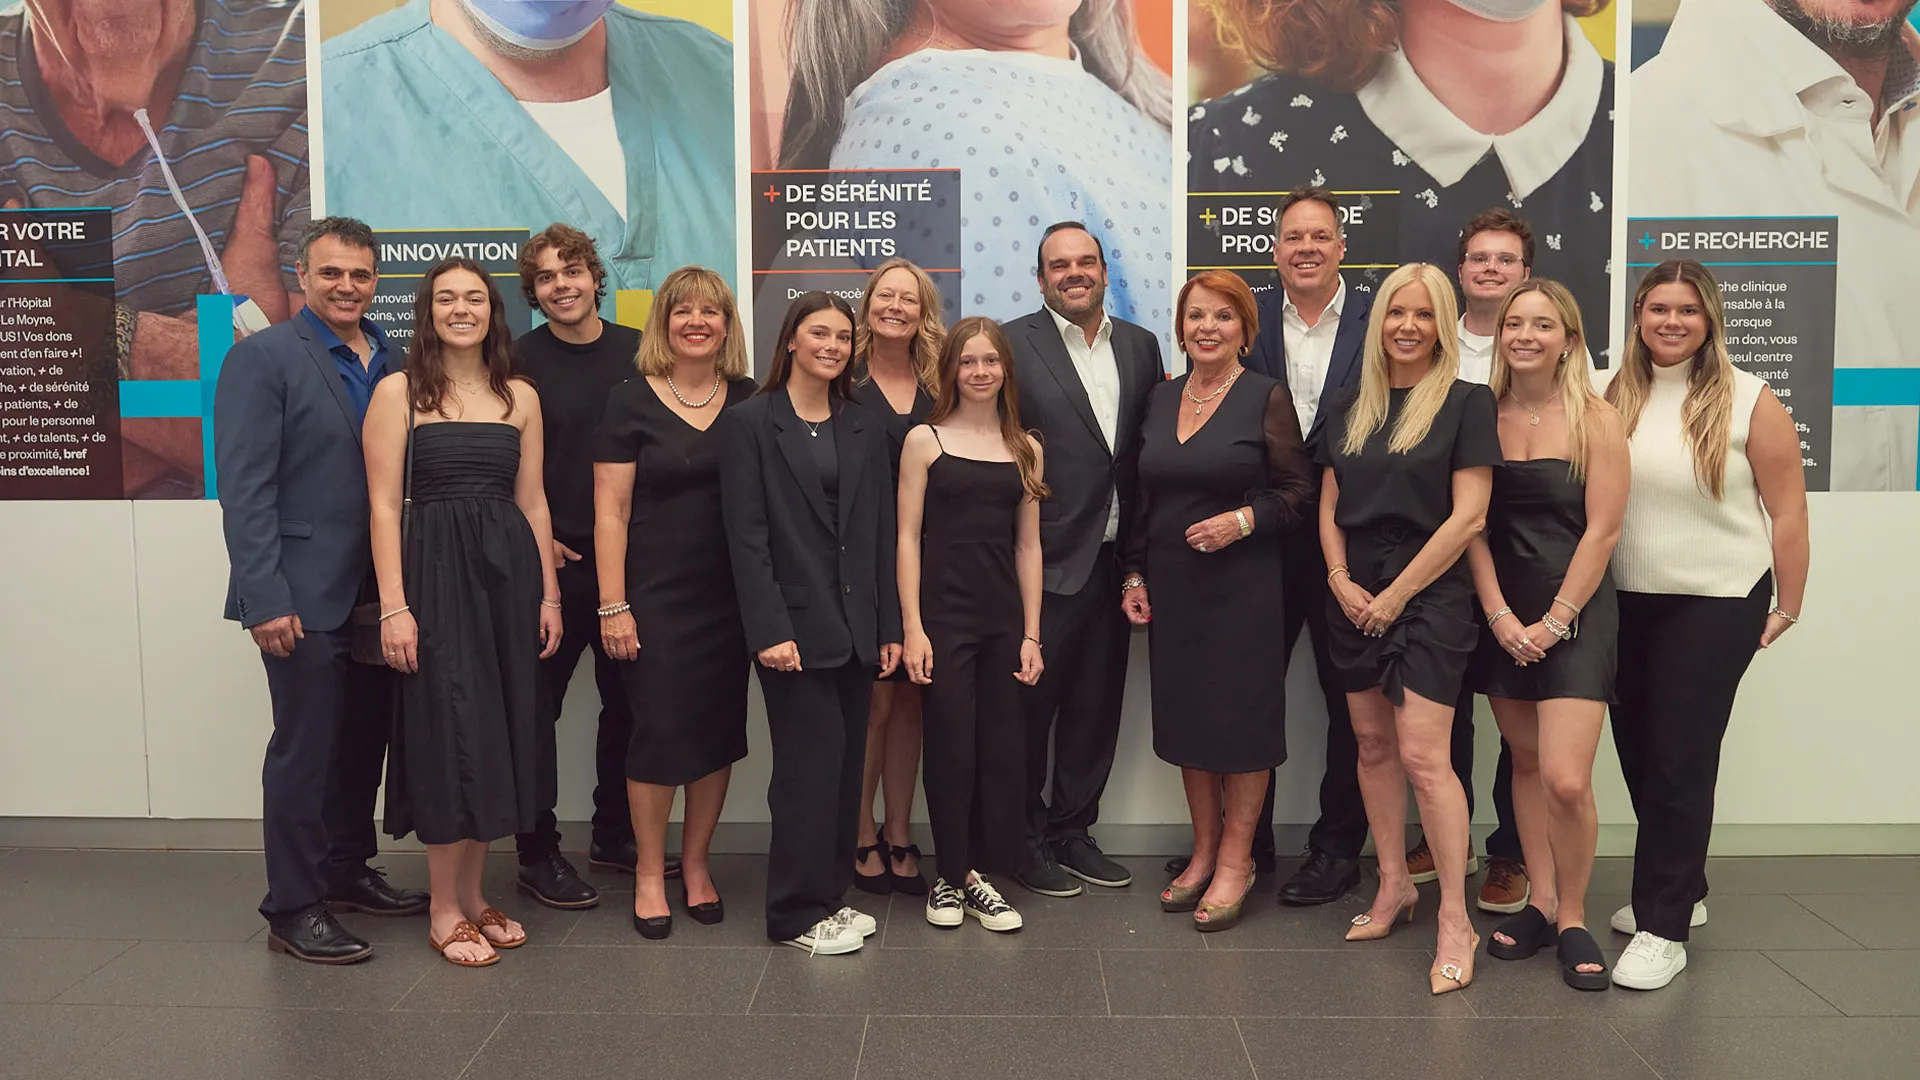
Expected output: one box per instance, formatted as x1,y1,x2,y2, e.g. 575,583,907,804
887,842,929,896
1488,906,1558,961
682,881,725,925
854,839,891,895
325,867,428,917
633,912,672,940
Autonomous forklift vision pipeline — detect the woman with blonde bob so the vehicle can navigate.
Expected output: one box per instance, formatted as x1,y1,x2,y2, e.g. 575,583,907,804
896,316,1047,932
1313,261,1501,993
1463,280,1627,990
592,266,756,939
849,258,945,896
1599,260,1808,991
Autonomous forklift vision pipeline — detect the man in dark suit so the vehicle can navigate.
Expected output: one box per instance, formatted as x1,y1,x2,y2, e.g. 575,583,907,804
1005,223,1162,897
215,217,427,963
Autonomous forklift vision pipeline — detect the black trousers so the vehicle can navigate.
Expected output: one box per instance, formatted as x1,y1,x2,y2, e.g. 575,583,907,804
759,659,872,941
258,626,390,921
517,550,636,862
922,628,1026,885
1269,530,1518,860
1019,543,1131,852
1612,576,1770,942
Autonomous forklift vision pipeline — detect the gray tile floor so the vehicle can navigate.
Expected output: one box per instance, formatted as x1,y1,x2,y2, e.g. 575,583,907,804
1,849,1915,1079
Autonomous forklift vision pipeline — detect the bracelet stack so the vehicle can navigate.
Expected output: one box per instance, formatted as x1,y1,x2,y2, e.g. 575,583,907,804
1485,606,1512,628
1120,575,1145,595
1326,563,1350,585
597,601,631,618
540,597,562,610
1542,613,1576,641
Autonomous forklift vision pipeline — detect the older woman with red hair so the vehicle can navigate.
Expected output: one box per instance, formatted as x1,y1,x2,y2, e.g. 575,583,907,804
1122,271,1315,932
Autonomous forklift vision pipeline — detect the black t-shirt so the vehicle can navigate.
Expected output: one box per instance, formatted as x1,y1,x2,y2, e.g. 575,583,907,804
1315,380,1501,535
511,321,643,547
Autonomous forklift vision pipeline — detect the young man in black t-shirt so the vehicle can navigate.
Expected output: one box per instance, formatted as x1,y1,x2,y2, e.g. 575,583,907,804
510,224,666,907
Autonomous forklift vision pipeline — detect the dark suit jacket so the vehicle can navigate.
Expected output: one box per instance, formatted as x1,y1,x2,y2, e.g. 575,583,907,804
1244,280,1375,448
214,313,382,633
718,388,903,669
1006,308,1162,597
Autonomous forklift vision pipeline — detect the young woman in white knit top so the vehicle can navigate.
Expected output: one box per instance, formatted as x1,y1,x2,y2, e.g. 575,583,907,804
1601,260,1809,991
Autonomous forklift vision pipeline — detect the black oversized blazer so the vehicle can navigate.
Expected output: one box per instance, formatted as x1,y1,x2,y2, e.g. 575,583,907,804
717,387,903,669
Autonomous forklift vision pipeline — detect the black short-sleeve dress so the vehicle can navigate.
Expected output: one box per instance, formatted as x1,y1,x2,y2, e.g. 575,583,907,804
594,376,757,787
851,376,932,683
1314,381,1502,707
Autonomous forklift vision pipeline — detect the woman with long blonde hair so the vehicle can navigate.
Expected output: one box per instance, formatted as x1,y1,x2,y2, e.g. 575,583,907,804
848,258,944,896
1464,279,1627,990
896,316,1047,932
1313,262,1500,993
1599,260,1808,991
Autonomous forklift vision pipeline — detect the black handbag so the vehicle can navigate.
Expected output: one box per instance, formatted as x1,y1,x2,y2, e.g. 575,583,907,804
349,386,416,665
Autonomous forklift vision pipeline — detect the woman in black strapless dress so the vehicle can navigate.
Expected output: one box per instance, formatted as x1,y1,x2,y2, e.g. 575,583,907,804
897,316,1045,934
365,258,564,968
1465,281,1628,991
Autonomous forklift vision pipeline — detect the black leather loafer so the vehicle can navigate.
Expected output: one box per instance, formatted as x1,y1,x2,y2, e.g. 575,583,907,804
326,868,428,917
1277,848,1361,906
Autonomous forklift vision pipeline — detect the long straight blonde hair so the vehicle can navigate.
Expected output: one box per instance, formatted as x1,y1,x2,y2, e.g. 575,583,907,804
1605,260,1737,498
1489,279,1608,482
1340,262,1460,456
854,258,944,392
928,317,1049,501
778,0,1173,169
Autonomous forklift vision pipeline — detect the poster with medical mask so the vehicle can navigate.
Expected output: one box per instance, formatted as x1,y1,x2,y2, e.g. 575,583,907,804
1188,0,1618,368
0,0,310,499
747,0,1178,368
315,1,738,331
1628,0,1920,492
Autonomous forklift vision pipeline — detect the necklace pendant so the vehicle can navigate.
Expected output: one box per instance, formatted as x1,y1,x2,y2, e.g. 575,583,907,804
1194,403,1204,415
809,429,818,437
1529,414,1541,426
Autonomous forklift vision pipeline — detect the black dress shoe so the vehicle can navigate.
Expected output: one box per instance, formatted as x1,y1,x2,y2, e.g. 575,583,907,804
516,852,600,910
682,881,724,925
268,907,374,964
326,867,429,916
633,912,673,940
1164,854,1191,876
590,840,682,879
1253,844,1277,875
1277,848,1361,906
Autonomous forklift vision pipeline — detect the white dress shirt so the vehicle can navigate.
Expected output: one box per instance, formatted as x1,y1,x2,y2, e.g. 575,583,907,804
1047,305,1122,541
1281,276,1347,434
1456,318,1495,385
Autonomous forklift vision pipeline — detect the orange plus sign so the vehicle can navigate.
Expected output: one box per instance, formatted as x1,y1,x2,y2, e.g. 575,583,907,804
761,185,781,202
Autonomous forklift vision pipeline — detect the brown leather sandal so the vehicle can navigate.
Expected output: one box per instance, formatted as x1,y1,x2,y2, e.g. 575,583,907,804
476,906,526,949
429,920,499,967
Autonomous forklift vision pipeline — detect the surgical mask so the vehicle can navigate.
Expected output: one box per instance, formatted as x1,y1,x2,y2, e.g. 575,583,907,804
458,0,616,52
1442,0,1553,22
132,108,268,333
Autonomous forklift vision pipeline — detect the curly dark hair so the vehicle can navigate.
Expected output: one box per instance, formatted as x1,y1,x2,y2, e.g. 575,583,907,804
517,223,608,306
1205,0,1610,92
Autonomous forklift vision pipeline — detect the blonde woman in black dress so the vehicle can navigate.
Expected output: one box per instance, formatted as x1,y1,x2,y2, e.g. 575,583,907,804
594,267,756,939
1315,262,1500,994
1465,280,1627,990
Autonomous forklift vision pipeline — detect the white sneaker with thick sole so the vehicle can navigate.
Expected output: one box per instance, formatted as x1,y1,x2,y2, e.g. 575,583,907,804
962,874,1024,932
1610,901,1707,936
831,906,878,938
926,879,964,928
1612,930,1687,990
785,916,864,955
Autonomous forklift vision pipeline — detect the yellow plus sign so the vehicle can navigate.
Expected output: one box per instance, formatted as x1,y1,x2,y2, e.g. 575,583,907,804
1199,207,1219,226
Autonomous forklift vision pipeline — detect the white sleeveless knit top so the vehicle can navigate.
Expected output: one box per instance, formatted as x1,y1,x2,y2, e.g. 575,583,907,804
1613,362,1774,597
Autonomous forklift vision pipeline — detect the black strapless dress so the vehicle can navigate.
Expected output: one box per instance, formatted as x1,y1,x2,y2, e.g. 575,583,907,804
1469,458,1617,703
384,422,543,844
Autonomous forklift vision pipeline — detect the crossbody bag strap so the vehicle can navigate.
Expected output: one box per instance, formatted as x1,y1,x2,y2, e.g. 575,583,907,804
401,373,417,544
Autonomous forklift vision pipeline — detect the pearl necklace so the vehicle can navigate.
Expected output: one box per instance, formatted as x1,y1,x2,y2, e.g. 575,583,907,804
666,372,722,409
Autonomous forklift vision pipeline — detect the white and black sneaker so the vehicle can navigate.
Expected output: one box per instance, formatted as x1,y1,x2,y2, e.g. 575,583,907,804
830,905,878,938
926,879,965,928
963,874,1024,932
785,915,864,955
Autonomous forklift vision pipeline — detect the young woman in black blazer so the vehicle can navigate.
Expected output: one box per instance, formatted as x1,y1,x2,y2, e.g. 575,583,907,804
718,291,904,955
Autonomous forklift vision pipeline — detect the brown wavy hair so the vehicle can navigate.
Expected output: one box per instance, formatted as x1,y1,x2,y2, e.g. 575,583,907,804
1204,0,1610,92
853,258,944,392
1607,260,1738,499
517,222,607,306
928,317,1049,502
407,257,516,419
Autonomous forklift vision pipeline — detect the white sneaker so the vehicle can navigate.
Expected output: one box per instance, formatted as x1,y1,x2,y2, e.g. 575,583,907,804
1612,930,1687,990
785,916,864,955
925,879,964,928
831,906,878,938
962,873,1024,932
1610,900,1707,935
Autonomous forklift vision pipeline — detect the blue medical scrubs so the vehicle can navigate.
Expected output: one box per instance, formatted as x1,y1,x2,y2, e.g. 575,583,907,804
321,1,735,310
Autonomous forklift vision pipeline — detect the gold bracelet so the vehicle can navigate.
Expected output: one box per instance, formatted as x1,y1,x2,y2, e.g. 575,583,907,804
1551,595,1582,616
378,605,409,622
1326,564,1350,585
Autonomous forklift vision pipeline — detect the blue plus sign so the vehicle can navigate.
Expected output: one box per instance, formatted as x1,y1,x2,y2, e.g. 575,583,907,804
1637,231,1657,249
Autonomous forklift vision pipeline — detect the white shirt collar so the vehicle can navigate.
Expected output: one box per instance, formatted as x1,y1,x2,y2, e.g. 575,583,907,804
1047,303,1112,348
1356,13,1602,201
1281,275,1346,326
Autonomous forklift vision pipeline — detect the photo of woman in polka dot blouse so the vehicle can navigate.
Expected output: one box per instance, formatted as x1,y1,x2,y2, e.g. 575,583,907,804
754,0,1177,363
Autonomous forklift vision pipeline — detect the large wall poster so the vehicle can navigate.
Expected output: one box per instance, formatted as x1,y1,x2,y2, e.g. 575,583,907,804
1187,0,1617,366
0,0,310,498
747,0,1177,367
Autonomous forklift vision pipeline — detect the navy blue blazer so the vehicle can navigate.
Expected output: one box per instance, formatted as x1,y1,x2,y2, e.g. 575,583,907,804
1243,281,1375,448
214,313,382,633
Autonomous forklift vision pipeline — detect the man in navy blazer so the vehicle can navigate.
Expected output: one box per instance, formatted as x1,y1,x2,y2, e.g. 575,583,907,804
215,217,426,964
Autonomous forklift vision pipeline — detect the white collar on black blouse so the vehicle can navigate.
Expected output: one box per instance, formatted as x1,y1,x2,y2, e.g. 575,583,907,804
1356,13,1602,202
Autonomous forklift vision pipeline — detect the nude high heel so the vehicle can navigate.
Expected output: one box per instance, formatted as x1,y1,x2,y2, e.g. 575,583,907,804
1430,933,1482,995
1345,895,1418,941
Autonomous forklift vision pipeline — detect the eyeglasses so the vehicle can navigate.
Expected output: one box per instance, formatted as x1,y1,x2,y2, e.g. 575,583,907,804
1465,253,1523,268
